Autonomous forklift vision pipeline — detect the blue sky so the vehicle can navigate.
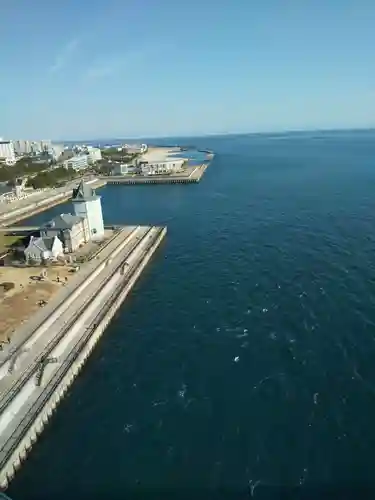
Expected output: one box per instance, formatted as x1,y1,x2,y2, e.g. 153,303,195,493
1,0,375,140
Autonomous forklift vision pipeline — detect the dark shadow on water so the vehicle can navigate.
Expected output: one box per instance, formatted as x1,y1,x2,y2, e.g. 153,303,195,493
9,484,375,500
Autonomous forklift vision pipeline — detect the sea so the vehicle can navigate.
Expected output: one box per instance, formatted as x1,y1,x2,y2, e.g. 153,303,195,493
7,130,375,500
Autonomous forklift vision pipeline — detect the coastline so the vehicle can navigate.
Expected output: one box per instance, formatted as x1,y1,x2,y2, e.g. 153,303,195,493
0,225,167,488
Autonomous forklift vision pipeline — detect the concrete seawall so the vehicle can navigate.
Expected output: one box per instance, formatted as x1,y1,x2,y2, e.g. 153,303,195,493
0,178,107,227
105,163,209,185
0,226,166,489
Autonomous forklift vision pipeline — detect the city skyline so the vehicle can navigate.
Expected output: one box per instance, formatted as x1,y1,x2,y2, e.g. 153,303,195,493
2,0,375,140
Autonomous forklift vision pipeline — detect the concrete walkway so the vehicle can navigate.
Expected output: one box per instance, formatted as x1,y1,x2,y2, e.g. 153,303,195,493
0,226,137,368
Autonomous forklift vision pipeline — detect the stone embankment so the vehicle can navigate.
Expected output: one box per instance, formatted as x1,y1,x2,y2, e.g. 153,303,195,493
0,225,166,489
106,163,209,185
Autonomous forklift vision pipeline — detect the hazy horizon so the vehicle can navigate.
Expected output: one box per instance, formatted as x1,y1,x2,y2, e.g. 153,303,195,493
2,0,375,139
59,126,375,144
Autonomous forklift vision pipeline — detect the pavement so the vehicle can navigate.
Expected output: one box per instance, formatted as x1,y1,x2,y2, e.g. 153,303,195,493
0,226,137,368
0,177,107,222
0,225,158,456
140,147,185,163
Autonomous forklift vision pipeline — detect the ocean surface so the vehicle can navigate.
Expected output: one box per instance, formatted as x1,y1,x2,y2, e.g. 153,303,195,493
8,130,375,499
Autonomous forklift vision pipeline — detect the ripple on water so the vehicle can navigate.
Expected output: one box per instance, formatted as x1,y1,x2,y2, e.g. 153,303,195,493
9,132,375,497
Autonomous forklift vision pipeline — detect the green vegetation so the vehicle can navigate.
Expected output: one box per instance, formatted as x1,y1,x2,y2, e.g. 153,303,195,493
26,166,77,189
92,149,141,176
92,162,113,176
100,148,139,163
0,233,24,255
0,157,49,182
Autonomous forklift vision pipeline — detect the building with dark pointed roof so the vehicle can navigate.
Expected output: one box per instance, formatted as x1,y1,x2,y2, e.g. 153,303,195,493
41,213,89,252
72,180,104,239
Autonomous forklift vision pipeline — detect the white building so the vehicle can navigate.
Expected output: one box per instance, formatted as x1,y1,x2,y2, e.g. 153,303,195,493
41,213,89,252
139,158,185,176
0,141,16,166
86,147,102,164
40,140,51,151
13,140,32,155
13,140,52,156
121,143,148,154
112,163,140,175
24,235,64,263
64,155,88,171
72,180,104,239
50,144,64,160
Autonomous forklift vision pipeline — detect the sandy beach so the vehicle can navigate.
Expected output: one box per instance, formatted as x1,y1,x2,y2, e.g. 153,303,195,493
140,147,185,163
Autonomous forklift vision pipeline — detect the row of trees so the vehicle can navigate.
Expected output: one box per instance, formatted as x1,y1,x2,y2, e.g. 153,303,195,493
101,149,139,164
26,167,77,189
0,157,50,183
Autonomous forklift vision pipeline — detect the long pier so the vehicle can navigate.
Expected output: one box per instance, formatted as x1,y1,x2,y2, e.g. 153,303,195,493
0,225,166,488
105,163,209,185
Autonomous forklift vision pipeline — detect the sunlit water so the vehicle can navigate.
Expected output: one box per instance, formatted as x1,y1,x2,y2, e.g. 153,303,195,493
8,131,375,499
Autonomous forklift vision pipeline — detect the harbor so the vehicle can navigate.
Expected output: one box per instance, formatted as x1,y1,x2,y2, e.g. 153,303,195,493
106,163,209,185
0,144,213,492
0,181,167,488
105,146,212,185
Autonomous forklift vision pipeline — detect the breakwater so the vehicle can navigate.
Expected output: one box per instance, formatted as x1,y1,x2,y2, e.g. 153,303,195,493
106,163,209,185
0,179,107,227
0,226,166,489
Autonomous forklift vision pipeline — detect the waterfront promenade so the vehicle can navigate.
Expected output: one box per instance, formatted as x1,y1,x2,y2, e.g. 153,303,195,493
0,224,166,487
0,178,107,227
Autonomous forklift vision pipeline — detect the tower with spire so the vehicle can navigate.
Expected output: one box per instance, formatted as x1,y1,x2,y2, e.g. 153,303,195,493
71,180,104,239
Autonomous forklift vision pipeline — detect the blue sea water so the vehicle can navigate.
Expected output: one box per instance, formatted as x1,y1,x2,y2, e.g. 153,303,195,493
7,130,375,499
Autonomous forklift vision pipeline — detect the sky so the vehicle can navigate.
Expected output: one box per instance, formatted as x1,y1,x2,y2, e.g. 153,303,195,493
1,0,375,140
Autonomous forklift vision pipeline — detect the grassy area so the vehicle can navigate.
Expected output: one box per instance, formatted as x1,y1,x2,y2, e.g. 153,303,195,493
0,234,24,255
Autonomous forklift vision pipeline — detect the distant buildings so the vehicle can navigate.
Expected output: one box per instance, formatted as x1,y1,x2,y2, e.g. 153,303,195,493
0,178,37,204
120,144,148,154
49,144,64,161
0,141,16,166
12,140,32,155
110,158,185,176
86,147,102,164
63,155,88,171
112,163,139,175
139,158,185,176
70,145,102,165
13,140,52,156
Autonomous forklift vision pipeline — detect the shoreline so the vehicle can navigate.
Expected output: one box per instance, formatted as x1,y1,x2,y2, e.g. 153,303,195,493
0,178,107,228
0,225,167,488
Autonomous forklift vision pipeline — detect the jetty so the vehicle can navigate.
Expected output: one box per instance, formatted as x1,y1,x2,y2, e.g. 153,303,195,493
106,163,209,185
0,225,166,488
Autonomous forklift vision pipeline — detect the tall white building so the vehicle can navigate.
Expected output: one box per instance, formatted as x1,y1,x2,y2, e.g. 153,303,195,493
13,140,32,155
13,139,52,156
0,141,16,165
86,147,102,164
49,143,64,160
72,180,104,239
64,155,89,171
